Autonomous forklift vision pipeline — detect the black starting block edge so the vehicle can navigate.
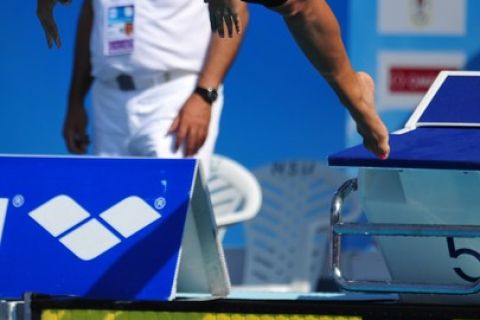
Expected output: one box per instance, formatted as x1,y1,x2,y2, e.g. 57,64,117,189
12,293,480,320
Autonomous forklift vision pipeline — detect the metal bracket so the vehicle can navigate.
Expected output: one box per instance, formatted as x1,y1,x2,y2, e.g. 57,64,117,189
330,178,480,295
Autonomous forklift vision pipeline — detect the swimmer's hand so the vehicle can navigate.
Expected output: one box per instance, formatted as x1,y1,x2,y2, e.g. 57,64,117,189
204,0,241,37
37,0,70,48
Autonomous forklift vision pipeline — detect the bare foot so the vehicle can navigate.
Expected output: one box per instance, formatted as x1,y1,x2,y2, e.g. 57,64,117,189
350,72,390,159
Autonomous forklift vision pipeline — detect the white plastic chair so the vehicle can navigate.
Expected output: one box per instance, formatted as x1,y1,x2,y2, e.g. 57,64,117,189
207,154,262,241
240,160,362,292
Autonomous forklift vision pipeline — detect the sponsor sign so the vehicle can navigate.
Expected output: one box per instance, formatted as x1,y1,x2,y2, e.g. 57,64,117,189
377,51,466,110
0,156,228,301
389,67,448,93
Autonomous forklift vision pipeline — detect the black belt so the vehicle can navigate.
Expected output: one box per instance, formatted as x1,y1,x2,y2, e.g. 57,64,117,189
100,71,194,91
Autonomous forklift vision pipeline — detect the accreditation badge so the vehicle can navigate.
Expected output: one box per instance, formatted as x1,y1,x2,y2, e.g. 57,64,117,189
104,0,135,56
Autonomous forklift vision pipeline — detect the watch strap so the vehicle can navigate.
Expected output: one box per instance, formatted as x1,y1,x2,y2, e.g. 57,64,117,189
194,86,218,104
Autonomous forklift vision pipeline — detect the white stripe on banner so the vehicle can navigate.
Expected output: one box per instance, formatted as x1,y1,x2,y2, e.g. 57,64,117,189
0,198,8,246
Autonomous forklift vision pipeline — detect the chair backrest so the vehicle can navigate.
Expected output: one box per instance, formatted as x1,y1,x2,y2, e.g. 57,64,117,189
242,160,361,292
207,155,262,240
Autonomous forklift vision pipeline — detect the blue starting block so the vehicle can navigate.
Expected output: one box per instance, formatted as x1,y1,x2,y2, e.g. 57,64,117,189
0,156,229,301
329,71,480,304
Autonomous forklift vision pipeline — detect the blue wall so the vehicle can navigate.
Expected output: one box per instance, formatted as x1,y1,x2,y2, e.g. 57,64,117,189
0,1,349,169
0,0,84,155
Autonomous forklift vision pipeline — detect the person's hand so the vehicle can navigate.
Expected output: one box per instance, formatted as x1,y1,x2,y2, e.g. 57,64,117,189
37,0,70,48
168,94,212,157
204,0,241,37
63,102,90,154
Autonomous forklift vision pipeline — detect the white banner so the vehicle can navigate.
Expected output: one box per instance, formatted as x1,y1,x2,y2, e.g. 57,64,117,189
378,0,466,35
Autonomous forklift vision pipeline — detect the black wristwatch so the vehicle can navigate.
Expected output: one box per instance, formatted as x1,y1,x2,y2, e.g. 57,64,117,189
194,86,218,104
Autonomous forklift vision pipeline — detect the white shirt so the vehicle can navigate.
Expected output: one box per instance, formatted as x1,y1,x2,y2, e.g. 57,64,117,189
90,0,212,81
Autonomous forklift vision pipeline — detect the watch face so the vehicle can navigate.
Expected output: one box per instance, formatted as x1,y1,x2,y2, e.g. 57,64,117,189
208,89,218,102
195,86,218,104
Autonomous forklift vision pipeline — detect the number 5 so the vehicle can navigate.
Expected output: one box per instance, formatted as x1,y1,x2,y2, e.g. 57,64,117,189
447,237,480,283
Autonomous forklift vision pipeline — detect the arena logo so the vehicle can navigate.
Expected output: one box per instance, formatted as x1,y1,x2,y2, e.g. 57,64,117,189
0,195,162,261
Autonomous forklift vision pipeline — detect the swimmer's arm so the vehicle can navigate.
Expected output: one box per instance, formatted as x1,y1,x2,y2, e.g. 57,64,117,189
274,0,390,158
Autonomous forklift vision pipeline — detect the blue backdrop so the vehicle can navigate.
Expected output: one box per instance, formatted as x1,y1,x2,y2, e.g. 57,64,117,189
0,1,349,169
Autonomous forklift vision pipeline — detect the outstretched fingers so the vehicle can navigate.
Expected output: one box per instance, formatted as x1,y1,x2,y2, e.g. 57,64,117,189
206,0,242,37
37,0,62,48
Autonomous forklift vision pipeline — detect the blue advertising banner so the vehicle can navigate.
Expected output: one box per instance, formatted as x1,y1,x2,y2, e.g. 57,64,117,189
0,156,196,301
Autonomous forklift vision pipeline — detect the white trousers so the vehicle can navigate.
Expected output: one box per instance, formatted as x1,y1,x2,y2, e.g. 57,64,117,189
91,74,224,177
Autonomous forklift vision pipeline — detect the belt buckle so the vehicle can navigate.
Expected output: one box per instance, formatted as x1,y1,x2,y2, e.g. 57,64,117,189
116,74,136,91
164,71,171,82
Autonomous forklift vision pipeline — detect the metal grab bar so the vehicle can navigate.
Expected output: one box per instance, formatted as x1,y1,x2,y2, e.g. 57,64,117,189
330,178,480,295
